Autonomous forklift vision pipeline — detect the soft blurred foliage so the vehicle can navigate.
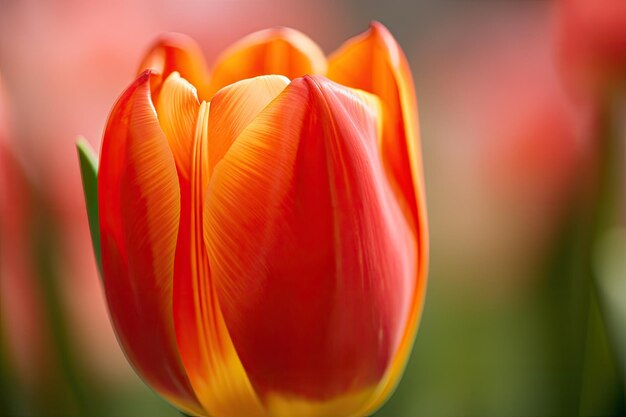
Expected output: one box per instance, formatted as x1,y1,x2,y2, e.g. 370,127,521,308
0,0,624,416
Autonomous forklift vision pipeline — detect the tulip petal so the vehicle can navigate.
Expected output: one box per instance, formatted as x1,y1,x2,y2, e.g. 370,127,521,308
208,28,327,96
139,33,211,99
174,76,289,416
328,23,428,413
98,71,203,416
172,75,288,415
173,101,265,417
156,72,200,180
204,75,416,416
207,75,290,174
328,22,425,233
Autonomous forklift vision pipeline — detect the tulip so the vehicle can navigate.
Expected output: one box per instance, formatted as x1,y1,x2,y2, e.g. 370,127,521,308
79,23,427,417
556,0,626,98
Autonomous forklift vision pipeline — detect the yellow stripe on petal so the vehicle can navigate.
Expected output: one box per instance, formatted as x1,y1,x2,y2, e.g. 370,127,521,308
208,27,327,96
173,101,265,417
264,387,375,417
156,72,200,180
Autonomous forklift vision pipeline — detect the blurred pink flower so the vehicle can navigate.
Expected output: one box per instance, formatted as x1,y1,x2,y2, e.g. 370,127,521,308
556,0,626,97
419,5,591,297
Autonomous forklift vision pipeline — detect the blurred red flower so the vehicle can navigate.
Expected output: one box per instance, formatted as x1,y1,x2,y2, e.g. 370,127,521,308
419,5,590,296
556,0,626,97
0,76,44,390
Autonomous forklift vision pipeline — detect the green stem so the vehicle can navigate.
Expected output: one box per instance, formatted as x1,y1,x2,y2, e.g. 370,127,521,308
578,85,625,415
32,194,86,415
539,84,625,416
0,319,24,416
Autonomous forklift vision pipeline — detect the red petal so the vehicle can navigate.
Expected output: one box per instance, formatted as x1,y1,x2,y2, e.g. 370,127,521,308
204,75,416,414
328,22,426,236
98,70,203,415
328,23,429,412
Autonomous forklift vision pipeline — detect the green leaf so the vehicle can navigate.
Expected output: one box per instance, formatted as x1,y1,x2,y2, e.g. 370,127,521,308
76,137,101,275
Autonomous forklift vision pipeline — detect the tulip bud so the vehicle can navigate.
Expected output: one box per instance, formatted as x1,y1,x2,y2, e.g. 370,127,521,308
79,23,428,417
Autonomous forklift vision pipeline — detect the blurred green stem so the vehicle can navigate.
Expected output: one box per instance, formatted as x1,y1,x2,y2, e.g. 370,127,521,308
32,193,88,415
590,87,622,276
541,84,625,416
578,85,625,414
0,319,22,415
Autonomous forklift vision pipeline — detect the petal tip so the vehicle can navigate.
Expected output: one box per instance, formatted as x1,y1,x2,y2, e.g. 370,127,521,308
369,21,388,34
249,26,312,42
148,32,202,52
368,21,398,50
137,68,156,79
138,33,209,98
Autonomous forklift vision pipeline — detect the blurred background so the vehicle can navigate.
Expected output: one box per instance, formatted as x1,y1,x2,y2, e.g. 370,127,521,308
0,0,624,416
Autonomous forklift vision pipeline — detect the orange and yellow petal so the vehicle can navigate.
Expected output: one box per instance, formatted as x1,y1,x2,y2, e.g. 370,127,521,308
98,70,203,416
327,22,428,414
173,98,265,417
173,76,291,417
138,33,211,100
156,71,201,180
203,75,416,416
206,75,290,174
208,27,327,96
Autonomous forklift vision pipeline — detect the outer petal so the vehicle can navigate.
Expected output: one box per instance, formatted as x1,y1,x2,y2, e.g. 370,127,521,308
207,27,327,96
328,22,424,234
138,33,211,100
98,70,203,415
204,75,416,417
327,22,428,413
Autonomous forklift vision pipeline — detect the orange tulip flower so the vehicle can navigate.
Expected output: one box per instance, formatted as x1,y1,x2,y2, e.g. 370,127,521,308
80,22,427,417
